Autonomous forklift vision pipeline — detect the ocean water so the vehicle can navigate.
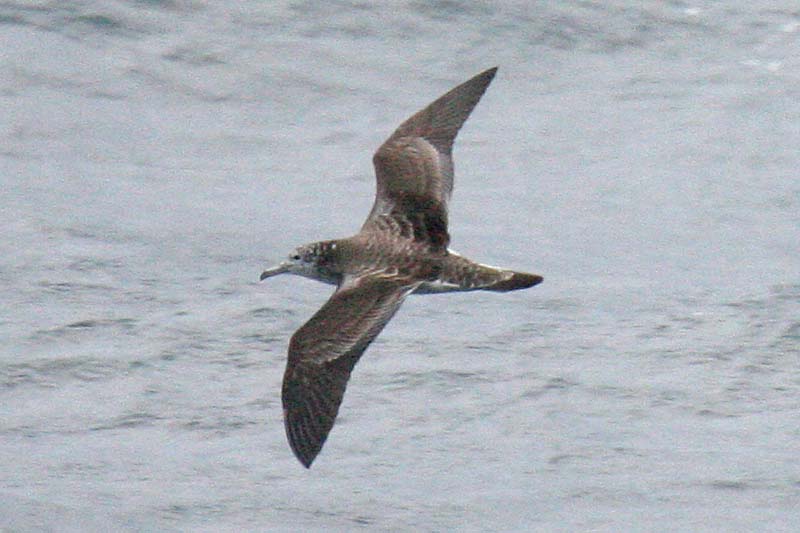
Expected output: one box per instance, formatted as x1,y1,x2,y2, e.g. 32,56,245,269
2,1,799,531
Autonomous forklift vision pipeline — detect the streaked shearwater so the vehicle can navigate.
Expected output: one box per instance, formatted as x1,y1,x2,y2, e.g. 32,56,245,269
260,67,543,468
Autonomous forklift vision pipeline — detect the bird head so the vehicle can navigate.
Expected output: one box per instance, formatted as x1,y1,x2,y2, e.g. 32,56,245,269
260,243,324,281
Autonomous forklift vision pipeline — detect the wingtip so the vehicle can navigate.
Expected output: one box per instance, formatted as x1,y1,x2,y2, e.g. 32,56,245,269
470,66,498,89
477,66,498,83
284,410,321,468
288,433,320,468
283,392,330,469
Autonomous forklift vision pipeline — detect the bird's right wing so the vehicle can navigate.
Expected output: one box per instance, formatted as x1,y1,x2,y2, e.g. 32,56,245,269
363,67,498,249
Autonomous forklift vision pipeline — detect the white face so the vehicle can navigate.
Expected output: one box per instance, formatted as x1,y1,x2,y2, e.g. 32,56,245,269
261,244,317,281
285,245,319,275
261,241,339,285
288,244,312,263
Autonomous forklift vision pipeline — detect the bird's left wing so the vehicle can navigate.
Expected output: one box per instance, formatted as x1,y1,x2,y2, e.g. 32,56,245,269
282,276,418,468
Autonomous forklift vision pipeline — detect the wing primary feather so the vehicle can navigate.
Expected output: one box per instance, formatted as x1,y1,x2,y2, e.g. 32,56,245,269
385,66,497,155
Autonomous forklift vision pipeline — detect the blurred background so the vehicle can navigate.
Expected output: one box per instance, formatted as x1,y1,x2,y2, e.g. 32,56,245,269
1,1,798,531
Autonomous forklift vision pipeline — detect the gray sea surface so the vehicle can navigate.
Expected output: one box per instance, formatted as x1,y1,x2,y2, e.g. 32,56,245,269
2,1,799,531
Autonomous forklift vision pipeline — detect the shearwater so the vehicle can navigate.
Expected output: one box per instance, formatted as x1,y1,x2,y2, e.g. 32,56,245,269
260,67,543,468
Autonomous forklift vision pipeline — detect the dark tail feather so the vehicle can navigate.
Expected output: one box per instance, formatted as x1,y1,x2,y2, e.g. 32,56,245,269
483,271,543,292
420,253,543,294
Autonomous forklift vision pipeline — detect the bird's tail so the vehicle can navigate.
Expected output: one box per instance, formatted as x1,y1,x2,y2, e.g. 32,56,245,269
414,251,542,294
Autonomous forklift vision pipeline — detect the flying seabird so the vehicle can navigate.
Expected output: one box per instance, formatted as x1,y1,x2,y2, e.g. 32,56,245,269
260,67,543,468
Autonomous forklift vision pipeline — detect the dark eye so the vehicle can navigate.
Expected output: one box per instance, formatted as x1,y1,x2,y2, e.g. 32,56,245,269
292,254,301,261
